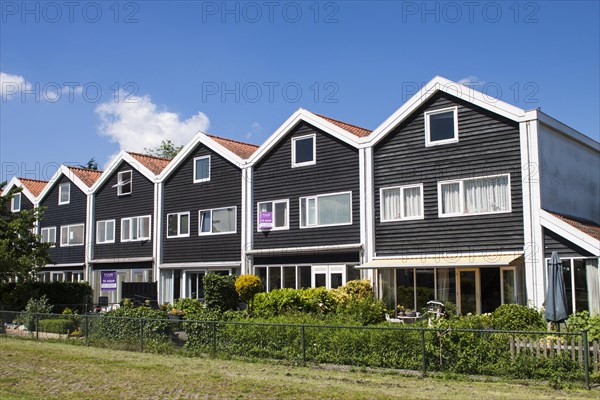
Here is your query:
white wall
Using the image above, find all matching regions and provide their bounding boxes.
[538,123,600,223]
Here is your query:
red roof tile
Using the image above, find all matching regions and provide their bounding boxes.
[68,167,103,187]
[314,113,372,138]
[207,135,259,159]
[548,211,600,241]
[20,178,48,197]
[128,152,171,175]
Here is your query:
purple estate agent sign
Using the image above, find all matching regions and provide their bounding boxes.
[101,271,117,291]
[259,211,273,230]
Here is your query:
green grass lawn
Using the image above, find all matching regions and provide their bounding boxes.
[0,337,597,400]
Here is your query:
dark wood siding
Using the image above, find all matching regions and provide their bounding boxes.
[374,92,524,256]
[93,161,154,260]
[543,228,594,258]
[162,144,242,263]
[39,175,87,265]
[253,122,361,250]
[254,252,360,265]
[20,194,34,212]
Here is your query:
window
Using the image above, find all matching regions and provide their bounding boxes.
[117,171,132,196]
[381,184,424,222]
[167,212,190,238]
[292,134,316,167]
[96,220,116,244]
[194,156,211,183]
[41,227,56,246]
[11,193,21,212]
[438,174,511,217]
[425,107,459,146]
[257,200,289,231]
[199,207,236,235]
[59,183,70,205]
[300,192,351,228]
[60,224,84,246]
[121,216,151,242]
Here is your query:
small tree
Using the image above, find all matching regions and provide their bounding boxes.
[79,158,99,170]
[235,274,263,315]
[144,140,183,159]
[203,274,238,312]
[0,185,51,281]
[17,295,53,331]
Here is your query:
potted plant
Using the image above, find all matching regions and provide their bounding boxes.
[167,306,184,321]
[405,308,417,317]
[396,304,405,316]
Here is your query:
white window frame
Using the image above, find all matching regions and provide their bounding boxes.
[120,215,151,242]
[311,265,347,290]
[193,155,211,183]
[380,184,424,222]
[199,206,237,235]
[425,106,459,147]
[500,266,517,305]
[40,227,56,247]
[299,191,352,229]
[291,134,316,167]
[96,219,116,244]
[437,174,512,218]
[117,170,132,196]
[60,223,85,247]
[11,193,21,212]
[167,212,190,238]
[257,199,290,231]
[58,182,71,205]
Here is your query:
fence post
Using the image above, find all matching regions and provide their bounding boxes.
[583,330,590,390]
[301,325,306,366]
[420,328,427,376]
[35,313,39,340]
[211,321,217,355]
[140,318,145,352]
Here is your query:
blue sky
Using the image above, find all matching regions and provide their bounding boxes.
[1,1,599,181]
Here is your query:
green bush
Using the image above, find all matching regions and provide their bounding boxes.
[567,311,600,340]
[171,298,204,316]
[235,274,263,312]
[15,295,54,331]
[203,274,238,312]
[253,287,336,317]
[39,318,76,334]
[0,281,92,313]
[337,296,386,326]
[492,304,545,331]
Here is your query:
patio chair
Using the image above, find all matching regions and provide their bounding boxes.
[385,313,404,324]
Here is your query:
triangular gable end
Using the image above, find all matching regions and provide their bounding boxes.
[90,151,160,193]
[1,177,38,204]
[247,109,365,166]
[540,210,600,256]
[36,165,95,202]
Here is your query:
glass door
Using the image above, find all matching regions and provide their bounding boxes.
[187,272,205,300]
[456,268,480,314]
[501,267,516,304]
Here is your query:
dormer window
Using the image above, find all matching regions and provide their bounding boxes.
[11,193,21,212]
[193,156,211,183]
[58,183,70,205]
[425,107,459,146]
[292,134,316,167]
[117,171,132,196]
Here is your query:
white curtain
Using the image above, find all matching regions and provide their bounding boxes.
[318,193,351,225]
[383,188,401,220]
[441,183,461,214]
[403,186,422,218]
[464,175,509,214]
[437,268,450,302]
[587,260,600,316]
[213,208,235,233]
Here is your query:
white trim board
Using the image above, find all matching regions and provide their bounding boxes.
[90,151,159,193]
[36,165,94,202]
[539,210,600,256]
[1,177,38,204]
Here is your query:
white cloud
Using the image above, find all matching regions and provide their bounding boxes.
[0,72,31,101]
[95,90,210,154]
[245,121,262,139]
[458,76,483,86]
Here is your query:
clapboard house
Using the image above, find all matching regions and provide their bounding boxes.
[246,109,370,292]
[1,176,47,216]
[89,152,170,304]
[36,166,102,283]
[157,133,258,304]
[359,76,600,315]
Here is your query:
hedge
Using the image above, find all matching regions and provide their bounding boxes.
[0,282,93,313]
[39,318,76,334]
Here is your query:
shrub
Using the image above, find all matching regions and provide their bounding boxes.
[492,304,545,331]
[39,318,76,334]
[567,311,600,340]
[338,296,386,326]
[203,274,238,312]
[15,295,54,331]
[235,274,263,311]
[171,298,204,316]
[252,287,336,317]
[0,282,92,312]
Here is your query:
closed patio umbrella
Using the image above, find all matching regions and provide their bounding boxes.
[545,251,569,331]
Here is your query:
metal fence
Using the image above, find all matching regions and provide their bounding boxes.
[0,310,595,389]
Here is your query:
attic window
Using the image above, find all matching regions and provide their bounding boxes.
[292,134,316,167]
[59,183,71,205]
[11,193,21,212]
[194,156,211,183]
[117,171,132,196]
[425,107,459,146]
